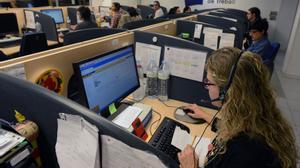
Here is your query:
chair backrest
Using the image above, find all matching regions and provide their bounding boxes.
[137,5,154,19]
[270,42,280,61]
[19,32,48,56]
[161,6,168,15]
[35,12,59,42]
[63,28,127,45]
[263,42,280,76]
[0,50,10,61]
[123,18,168,30]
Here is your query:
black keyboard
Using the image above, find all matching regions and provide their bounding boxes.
[149,117,190,163]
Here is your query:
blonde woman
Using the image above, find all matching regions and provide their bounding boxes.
[179,47,297,168]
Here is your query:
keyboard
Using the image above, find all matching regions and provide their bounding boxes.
[149,117,190,163]
[0,37,22,48]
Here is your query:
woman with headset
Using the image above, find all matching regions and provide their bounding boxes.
[179,47,297,168]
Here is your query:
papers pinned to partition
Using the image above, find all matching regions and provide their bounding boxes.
[56,114,100,168]
[194,24,203,39]
[164,46,207,82]
[101,135,167,168]
[219,33,235,48]
[135,42,161,72]
[203,27,223,50]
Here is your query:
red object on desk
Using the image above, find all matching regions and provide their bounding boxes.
[132,118,148,141]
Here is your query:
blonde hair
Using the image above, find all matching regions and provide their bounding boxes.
[206,47,298,168]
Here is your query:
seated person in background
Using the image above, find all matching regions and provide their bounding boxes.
[183,6,192,13]
[178,47,297,168]
[168,6,181,15]
[110,2,122,28]
[247,19,272,61]
[244,7,262,49]
[118,7,142,28]
[74,6,98,31]
[152,1,164,19]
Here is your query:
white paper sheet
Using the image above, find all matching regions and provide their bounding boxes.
[204,33,219,50]
[194,24,203,39]
[164,46,207,82]
[193,137,211,167]
[219,33,235,48]
[56,114,99,168]
[135,42,161,72]
[112,106,142,129]
[171,126,193,150]
[101,135,167,168]
[25,10,36,29]
[203,27,223,36]
[0,64,26,79]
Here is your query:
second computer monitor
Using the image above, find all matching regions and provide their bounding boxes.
[0,13,19,37]
[41,9,64,24]
[73,45,140,116]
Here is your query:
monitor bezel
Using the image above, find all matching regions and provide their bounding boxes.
[0,13,19,36]
[40,8,65,24]
[72,45,140,117]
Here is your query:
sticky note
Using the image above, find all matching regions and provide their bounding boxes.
[109,103,117,115]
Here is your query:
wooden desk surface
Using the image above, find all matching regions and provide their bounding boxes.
[134,97,217,142]
[0,40,59,56]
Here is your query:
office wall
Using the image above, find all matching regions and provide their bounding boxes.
[283,2,300,78]
[273,0,299,50]
[141,0,282,40]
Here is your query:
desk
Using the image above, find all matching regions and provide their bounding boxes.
[0,40,59,56]
[133,97,217,142]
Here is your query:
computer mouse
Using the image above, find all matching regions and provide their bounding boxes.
[182,108,194,114]
[174,107,206,124]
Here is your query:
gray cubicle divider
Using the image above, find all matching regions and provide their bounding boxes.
[197,15,244,49]
[35,11,59,42]
[0,73,178,168]
[134,31,216,109]
[176,20,240,49]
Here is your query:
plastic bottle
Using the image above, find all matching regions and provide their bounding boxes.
[132,60,146,101]
[66,17,71,29]
[158,61,170,101]
[146,58,158,99]
[35,22,42,32]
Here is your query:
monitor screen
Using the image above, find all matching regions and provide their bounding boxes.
[0,13,19,36]
[41,9,64,24]
[73,46,139,116]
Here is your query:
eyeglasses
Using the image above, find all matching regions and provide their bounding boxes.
[203,78,216,89]
[250,30,259,34]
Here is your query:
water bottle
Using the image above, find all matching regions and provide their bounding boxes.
[132,60,146,101]
[158,61,170,101]
[35,22,42,32]
[146,58,158,99]
[66,17,71,29]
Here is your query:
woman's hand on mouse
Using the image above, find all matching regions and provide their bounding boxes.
[185,104,213,123]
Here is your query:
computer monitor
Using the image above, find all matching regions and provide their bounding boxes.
[0,13,19,37]
[73,45,140,117]
[24,10,36,29]
[40,9,64,24]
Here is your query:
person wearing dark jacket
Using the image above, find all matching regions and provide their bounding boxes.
[75,6,98,31]
[179,48,297,168]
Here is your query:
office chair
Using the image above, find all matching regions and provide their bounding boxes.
[0,51,10,61]
[19,32,48,56]
[263,42,280,76]
[63,28,127,45]
[161,6,168,15]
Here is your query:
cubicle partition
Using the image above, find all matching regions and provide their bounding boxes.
[134,31,216,109]
[197,14,245,49]
[176,20,240,48]
[0,72,178,168]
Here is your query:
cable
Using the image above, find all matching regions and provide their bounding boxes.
[193,108,221,149]
[149,109,162,136]
[158,98,179,108]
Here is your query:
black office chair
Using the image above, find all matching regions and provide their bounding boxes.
[123,18,169,30]
[63,28,127,45]
[263,42,280,76]
[0,50,10,61]
[19,32,48,56]
[161,6,168,15]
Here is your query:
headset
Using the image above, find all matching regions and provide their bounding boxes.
[203,50,244,104]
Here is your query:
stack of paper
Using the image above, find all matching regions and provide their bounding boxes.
[56,114,100,168]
